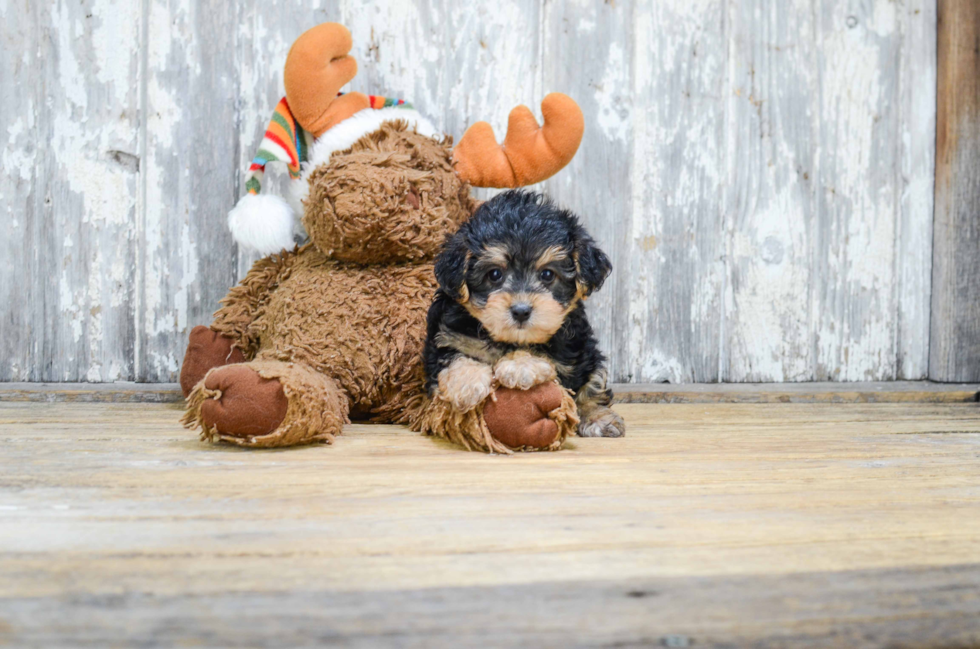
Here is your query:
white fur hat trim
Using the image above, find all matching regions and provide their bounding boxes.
[290,107,439,215]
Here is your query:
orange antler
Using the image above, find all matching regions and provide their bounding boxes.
[284,23,369,137]
[452,93,585,188]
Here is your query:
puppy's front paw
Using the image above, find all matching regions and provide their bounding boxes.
[438,357,494,412]
[493,352,557,390]
[578,407,626,438]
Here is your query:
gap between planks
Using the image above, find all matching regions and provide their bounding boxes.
[0,381,978,404]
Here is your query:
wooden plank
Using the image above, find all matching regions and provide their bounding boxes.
[27,0,142,382]
[897,0,938,379]
[810,2,923,381]
[3,565,979,648]
[1,401,979,646]
[0,0,39,381]
[930,0,980,382]
[725,1,936,382]
[724,0,819,382]
[540,0,632,381]
[137,0,242,382]
[625,0,727,382]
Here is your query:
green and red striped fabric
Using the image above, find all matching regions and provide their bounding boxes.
[244,93,411,196]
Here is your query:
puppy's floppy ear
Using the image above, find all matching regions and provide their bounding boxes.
[434,231,471,302]
[573,230,612,298]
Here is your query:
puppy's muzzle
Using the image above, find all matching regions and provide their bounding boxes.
[510,302,533,324]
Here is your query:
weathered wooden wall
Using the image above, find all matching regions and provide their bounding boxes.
[930,0,980,382]
[0,0,938,383]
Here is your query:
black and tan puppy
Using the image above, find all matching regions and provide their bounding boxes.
[424,190,625,438]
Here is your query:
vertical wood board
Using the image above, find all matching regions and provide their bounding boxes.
[930,0,980,382]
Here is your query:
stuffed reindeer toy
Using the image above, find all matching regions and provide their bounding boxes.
[180,23,616,453]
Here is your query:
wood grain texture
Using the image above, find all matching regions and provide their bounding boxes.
[930,0,980,382]
[0,1,942,383]
[1,401,979,646]
[4,566,980,648]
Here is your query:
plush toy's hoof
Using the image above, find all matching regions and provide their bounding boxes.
[483,383,564,449]
[179,326,246,397]
[199,365,289,439]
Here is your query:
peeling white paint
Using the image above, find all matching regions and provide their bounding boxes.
[729,187,812,382]
[595,42,630,143]
[172,223,199,334]
[4,117,34,182]
[52,2,88,111]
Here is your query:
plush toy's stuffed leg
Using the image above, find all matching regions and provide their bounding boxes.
[179,326,247,397]
[182,360,349,448]
[416,381,579,454]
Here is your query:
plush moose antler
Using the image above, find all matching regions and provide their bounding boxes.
[452,93,585,188]
[284,23,370,137]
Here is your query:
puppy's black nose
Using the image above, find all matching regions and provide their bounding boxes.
[510,303,533,324]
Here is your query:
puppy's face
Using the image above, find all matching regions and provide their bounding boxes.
[463,243,580,344]
[435,191,611,345]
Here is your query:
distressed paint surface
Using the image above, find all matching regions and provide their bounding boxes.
[1,0,142,381]
[0,0,937,383]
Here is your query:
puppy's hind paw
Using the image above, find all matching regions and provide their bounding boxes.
[577,407,626,438]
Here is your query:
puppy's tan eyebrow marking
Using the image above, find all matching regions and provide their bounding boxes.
[478,245,510,267]
[535,245,569,268]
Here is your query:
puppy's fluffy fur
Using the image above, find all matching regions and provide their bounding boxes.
[424,190,625,438]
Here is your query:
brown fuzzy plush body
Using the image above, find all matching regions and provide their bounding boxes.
[211,245,434,424]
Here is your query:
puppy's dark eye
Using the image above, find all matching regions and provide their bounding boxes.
[539,269,556,283]
[487,268,504,283]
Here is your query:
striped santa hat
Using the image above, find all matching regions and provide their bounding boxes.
[227,92,418,255]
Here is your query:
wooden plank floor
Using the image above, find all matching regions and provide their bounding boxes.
[1,400,980,648]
